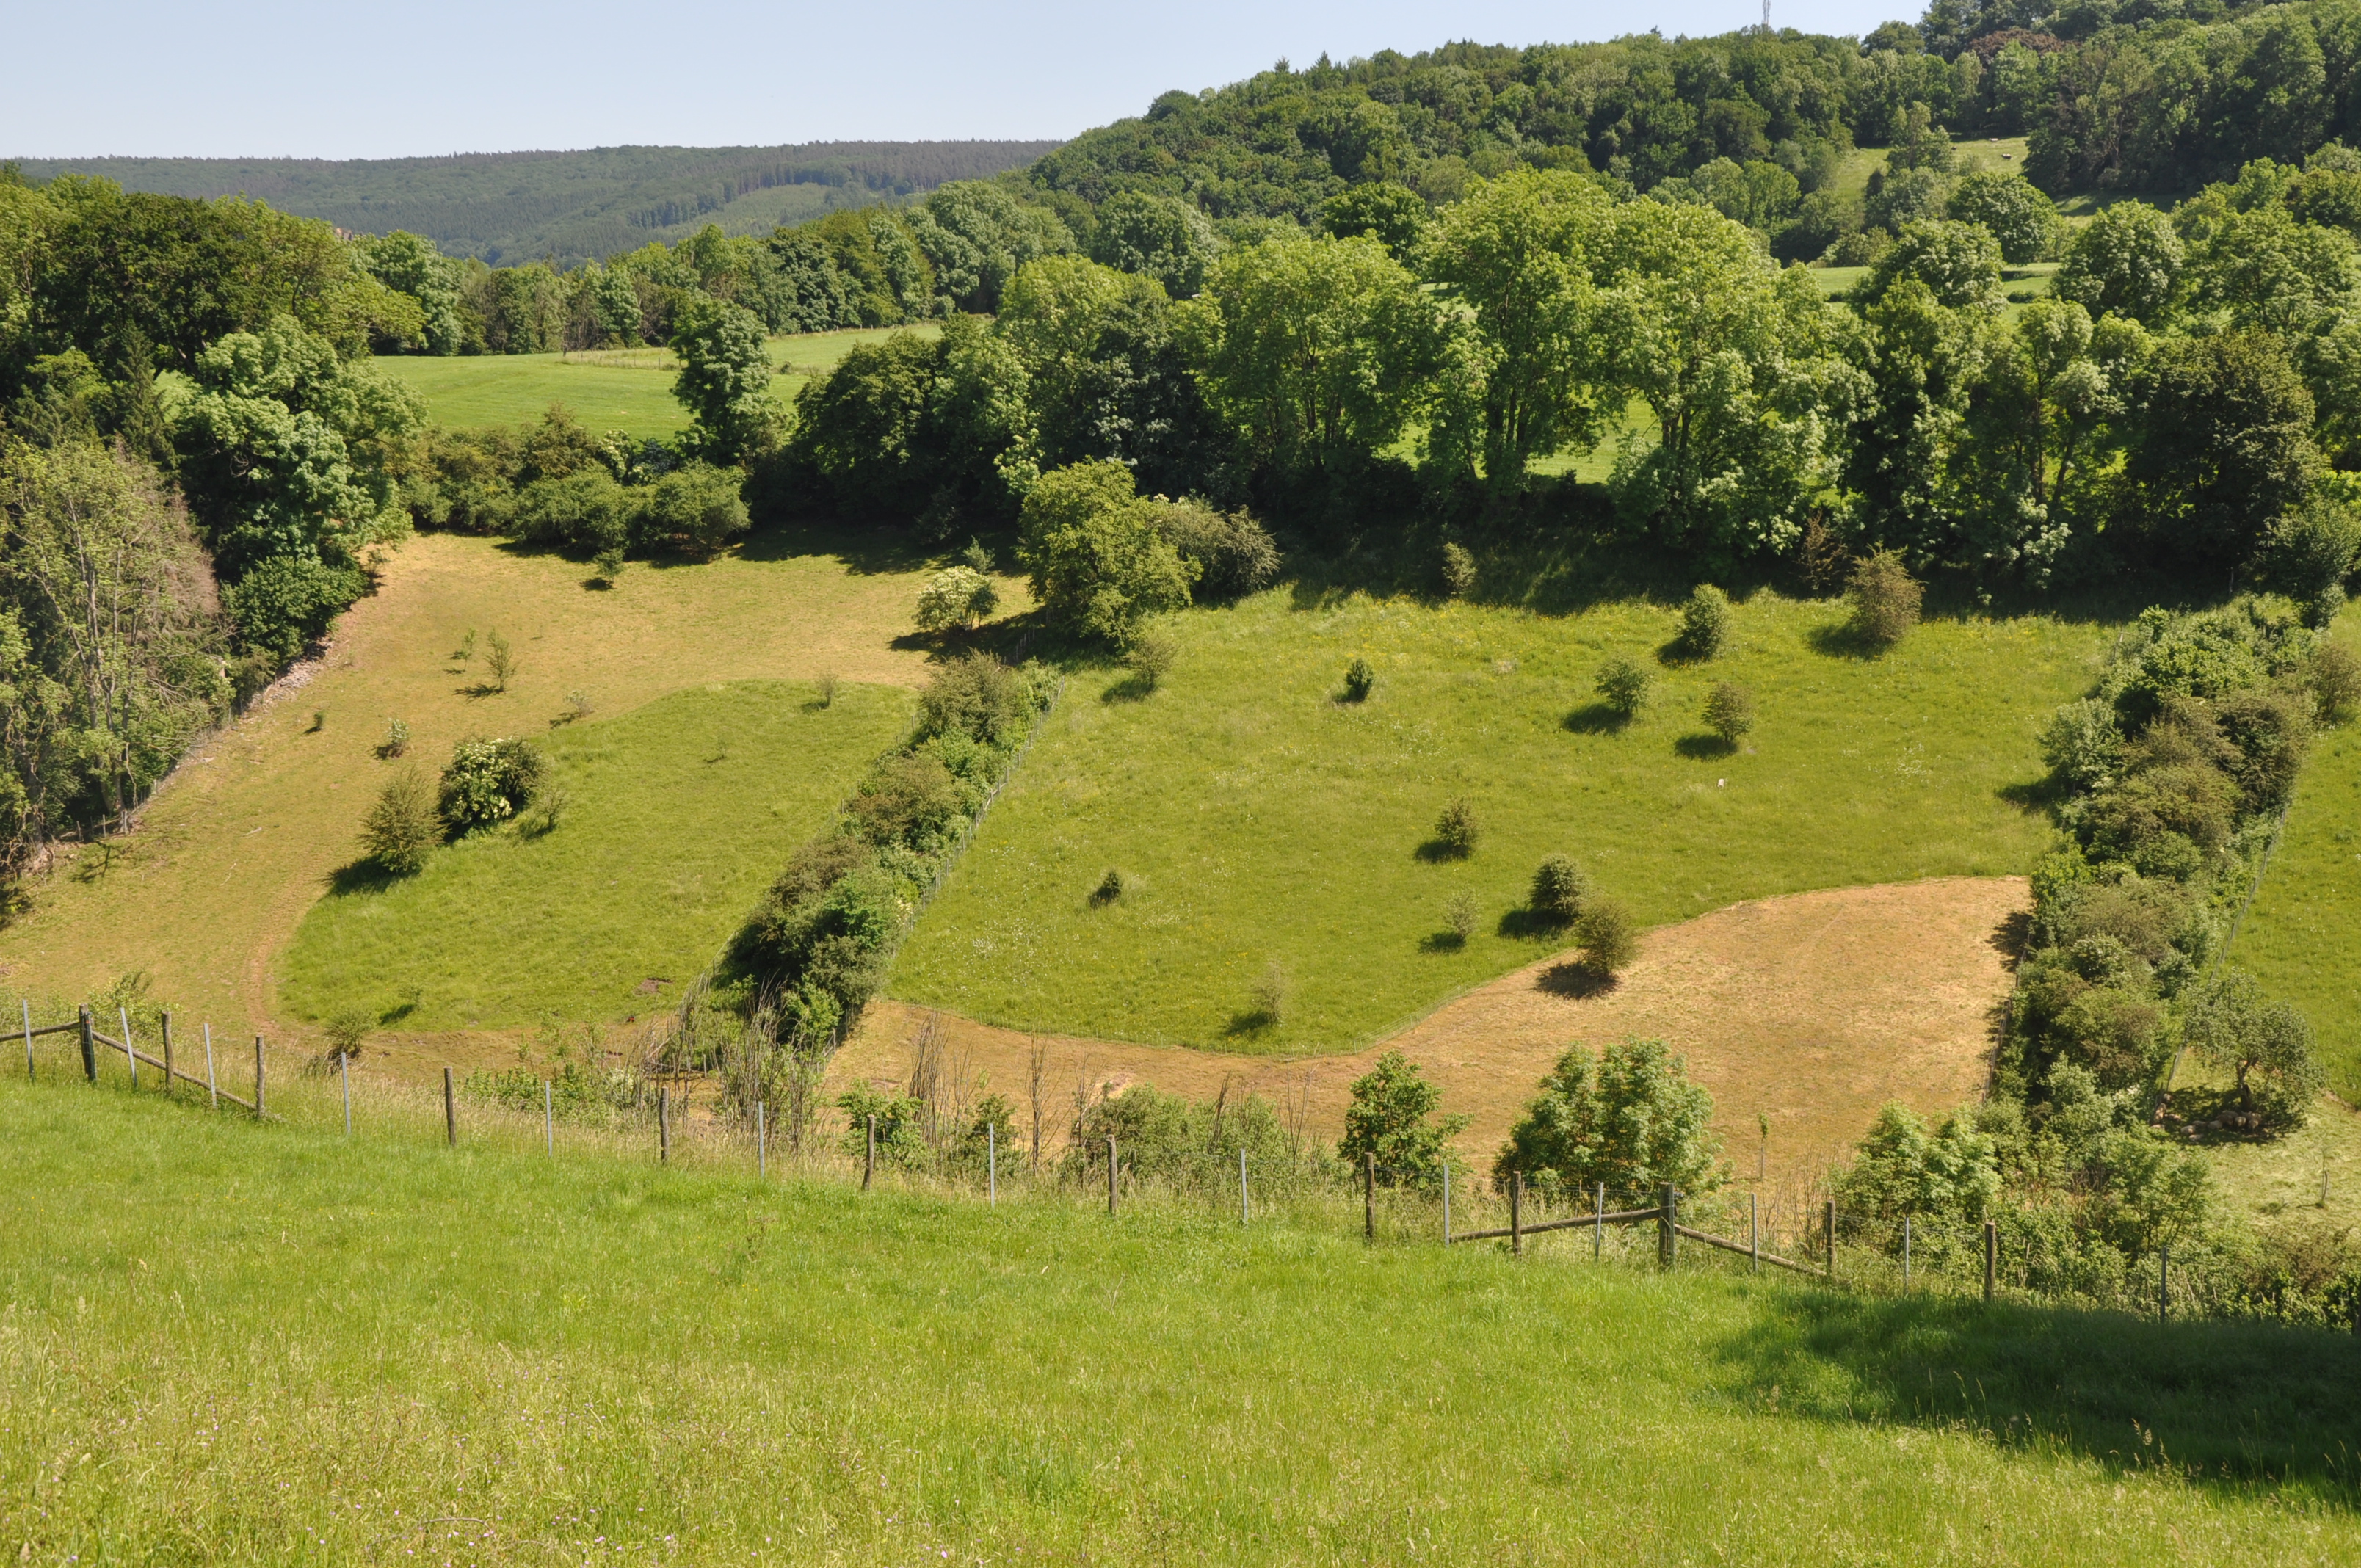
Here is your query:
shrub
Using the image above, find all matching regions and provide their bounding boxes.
[592,546,625,584]
[638,462,750,556]
[563,689,595,722]
[2257,498,2359,626]
[836,1084,929,1168]
[1831,1103,2001,1226]
[2313,640,2361,722]
[1679,584,1731,658]
[1342,657,1375,702]
[1529,854,1589,924]
[222,554,366,661]
[360,767,440,874]
[1572,899,1637,974]
[1338,1050,1468,1186]
[509,468,631,554]
[960,538,992,573]
[321,1006,374,1062]
[1434,796,1478,856]
[1846,550,1923,645]
[917,652,1039,746]
[1018,460,1198,644]
[915,565,1000,633]
[1440,541,1477,599]
[1142,498,1281,600]
[1092,867,1125,904]
[2183,969,2327,1133]
[846,752,965,847]
[1250,963,1287,1026]
[816,672,839,708]
[380,717,410,758]
[1702,683,1754,746]
[438,737,545,832]
[1445,890,1478,942]
[485,631,516,691]
[1125,631,1178,689]
[2040,697,2126,790]
[1595,656,1649,718]
[1492,1037,1724,1204]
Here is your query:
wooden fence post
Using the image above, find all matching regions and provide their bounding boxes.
[1106,1136,1117,1216]
[1824,1199,1836,1280]
[1658,1183,1677,1270]
[1983,1218,1997,1304]
[78,1007,93,1083]
[1363,1152,1376,1242]
[203,1023,215,1111]
[341,1052,351,1136]
[758,1100,768,1181]
[162,1012,173,1089]
[1509,1172,1523,1257]
[22,998,32,1081]
[1750,1192,1760,1274]
[2158,1246,2169,1322]
[863,1113,875,1189]
[658,1086,670,1164]
[1440,1161,1449,1244]
[442,1065,454,1145]
[253,1037,266,1119]
[1595,1181,1604,1260]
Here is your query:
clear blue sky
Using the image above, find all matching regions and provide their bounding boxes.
[4,1,1922,160]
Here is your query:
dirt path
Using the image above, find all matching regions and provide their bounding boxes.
[831,876,2027,1192]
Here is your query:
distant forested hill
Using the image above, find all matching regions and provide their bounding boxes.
[10,142,1063,266]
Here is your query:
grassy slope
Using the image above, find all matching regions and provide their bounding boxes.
[0,529,988,1059]
[276,680,910,1032]
[2224,611,2361,1097]
[3,1078,2354,1566]
[893,589,2105,1052]
[374,325,940,439]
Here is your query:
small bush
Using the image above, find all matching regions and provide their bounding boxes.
[917,652,1040,746]
[960,538,992,574]
[816,672,839,708]
[1434,796,1478,856]
[1573,899,1637,974]
[485,631,516,690]
[1143,498,1281,600]
[1680,584,1732,658]
[380,716,410,758]
[1342,658,1376,702]
[1125,631,1178,689]
[592,545,625,583]
[322,1006,374,1062]
[1595,657,1649,718]
[563,690,595,722]
[1846,551,1923,646]
[639,462,750,556]
[1250,963,1287,1026]
[915,565,999,633]
[438,738,545,832]
[1703,683,1755,746]
[361,767,441,874]
[846,752,965,847]
[2258,498,2360,626]
[1092,867,1125,904]
[1440,541,1477,599]
[1530,854,1589,924]
[2310,641,2360,724]
[1445,890,1479,943]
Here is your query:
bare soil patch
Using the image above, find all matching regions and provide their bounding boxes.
[834,876,2028,1193]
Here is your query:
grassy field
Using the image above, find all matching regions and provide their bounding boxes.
[3,1076,2357,1567]
[0,529,995,1062]
[2224,610,2361,1097]
[276,680,910,1034]
[891,588,2107,1052]
[374,325,940,439]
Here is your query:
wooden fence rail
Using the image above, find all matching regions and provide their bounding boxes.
[1446,1206,1660,1244]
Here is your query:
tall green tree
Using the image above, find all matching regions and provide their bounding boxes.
[1338,1050,1466,1187]
[1492,1037,1724,1205]
[671,298,777,464]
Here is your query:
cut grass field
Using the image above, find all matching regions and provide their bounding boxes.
[0,529,999,1060]
[373,325,940,439]
[2227,609,2361,1098]
[4,1077,2357,1566]
[277,680,910,1034]
[891,588,2107,1051]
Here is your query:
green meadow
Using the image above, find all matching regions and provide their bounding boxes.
[2,1077,2354,1567]
[276,680,910,1031]
[892,588,2108,1051]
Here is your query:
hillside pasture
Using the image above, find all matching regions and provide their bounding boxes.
[891,587,2106,1052]
[1,1077,2355,1566]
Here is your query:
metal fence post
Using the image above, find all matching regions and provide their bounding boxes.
[120,1008,136,1089]
[1106,1136,1117,1216]
[1595,1180,1605,1260]
[987,1120,995,1205]
[2158,1245,2169,1322]
[442,1065,454,1145]
[545,1080,554,1156]
[758,1100,767,1180]
[1983,1218,1998,1304]
[253,1037,266,1119]
[22,999,32,1081]
[1363,1152,1376,1242]
[1750,1192,1760,1274]
[1241,1146,1250,1227]
[341,1052,351,1136]
[1509,1171,1523,1257]
[1440,1161,1449,1244]
[658,1086,669,1164]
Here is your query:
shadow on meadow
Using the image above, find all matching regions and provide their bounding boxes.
[1713,1285,2361,1500]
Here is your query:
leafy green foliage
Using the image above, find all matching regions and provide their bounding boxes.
[1703,683,1754,747]
[1433,797,1478,857]
[360,768,440,875]
[915,565,999,633]
[1528,854,1589,925]
[1138,498,1280,601]
[2186,969,2329,1133]
[1845,551,1923,647]
[438,737,545,833]
[1678,584,1731,659]
[1571,899,1637,975]
[1341,657,1374,702]
[1017,460,1197,645]
[1493,1037,1724,1205]
[1595,656,1649,717]
[1832,1103,2001,1224]
[1338,1050,1467,1186]
[1087,190,1219,298]
[1439,541,1476,599]
[1944,171,2061,265]
[670,297,777,462]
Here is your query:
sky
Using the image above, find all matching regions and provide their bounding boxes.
[3,0,1923,161]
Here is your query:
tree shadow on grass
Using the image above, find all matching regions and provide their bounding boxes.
[1418,929,1469,954]
[1495,908,1570,941]
[1563,703,1631,736]
[1221,1009,1280,1040]
[1711,1287,2361,1501]
[1537,960,1617,998]
[322,860,402,899]
[1998,774,2067,814]
[1099,672,1156,704]
[1412,838,1472,864]
[1804,620,1889,661]
[1674,733,1738,760]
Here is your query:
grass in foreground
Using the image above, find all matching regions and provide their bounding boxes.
[2227,611,2361,1097]
[894,589,2106,1050]
[276,680,910,1032]
[1,1077,2354,1566]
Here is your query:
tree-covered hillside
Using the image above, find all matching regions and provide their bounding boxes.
[10,142,1062,266]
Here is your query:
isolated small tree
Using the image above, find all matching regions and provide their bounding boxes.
[1125,631,1178,689]
[361,767,440,874]
[1529,854,1589,924]
[485,631,516,691]
[439,737,546,832]
[960,538,993,574]
[2312,641,2360,724]
[2260,498,2360,627]
[915,565,1000,633]
[1703,682,1755,747]
[2183,968,2326,1132]
[1444,889,1479,943]
[1493,1037,1726,1204]
[1680,584,1732,658]
[1250,962,1288,1026]
[1440,541,1478,599]
[1572,899,1637,975]
[1435,796,1479,857]
[1595,656,1649,718]
[1342,657,1376,702]
[1846,551,1923,646]
[380,717,410,758]
[1338,1050,1468,1186]
[592,545,625,584]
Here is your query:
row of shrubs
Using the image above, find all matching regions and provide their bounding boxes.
[362,735,552,874]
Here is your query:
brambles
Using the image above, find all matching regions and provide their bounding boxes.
[1434,796,1478,857]
[1573,899,1636,975]
[360,768,440,875]
[1703,683,1754,747]
[915,565,1000,634]
[1125,631,1178,689]
[1679,584,1731,659]
[1342,658,1375,702]
[1440,541,1477,600]
[485,631,517,691]
[1595,656,1648,719]
[438,737,545,832]
[1846,551,1923,647]
[1529,854,1588,924]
